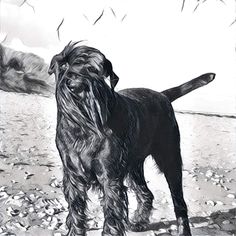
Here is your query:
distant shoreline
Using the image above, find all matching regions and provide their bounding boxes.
[175,109,236,119]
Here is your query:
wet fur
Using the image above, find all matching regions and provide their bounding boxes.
[49,42,215,236]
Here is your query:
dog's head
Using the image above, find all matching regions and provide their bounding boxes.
[49,42,119,134]
[48,41,119,92]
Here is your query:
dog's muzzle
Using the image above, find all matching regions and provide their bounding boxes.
[66,78,88,93]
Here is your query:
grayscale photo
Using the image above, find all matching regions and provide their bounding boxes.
[0,1,236,236]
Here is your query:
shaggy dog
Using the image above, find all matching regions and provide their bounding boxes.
[49,42,215,236]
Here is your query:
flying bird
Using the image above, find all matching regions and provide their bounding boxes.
[57,18,64,41]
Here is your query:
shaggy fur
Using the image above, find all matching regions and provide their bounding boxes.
[49,42,215,236]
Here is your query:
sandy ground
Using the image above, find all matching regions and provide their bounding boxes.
[0,90,236,236]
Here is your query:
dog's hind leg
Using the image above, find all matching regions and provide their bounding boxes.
[152,121,192,236]
[127,161,154,232]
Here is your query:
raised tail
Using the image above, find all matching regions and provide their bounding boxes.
[162,73,215,102]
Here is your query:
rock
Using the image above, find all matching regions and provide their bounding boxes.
[220,222,236,231]
[13,191,25,200]
[6,207,20,217]
[220,179,224,185]
[29,193,37,202]
[0,232,16,236]
[216,201,224,206]
[224,186,230,191]
[45,207,55,216]
[29,207,35,213]
[42,219,50,227]
[54,233,62,236]
[231,201,236,206]
[12,222,28,231]
[226,178,232,183]
[50,178,61,188]
[5,196,23,207]
[155,233,171,236]
[24,171,34,180]
[227,193,235,199]
[0,191,9,200]
[48,216,58,230]
[205,170,214,178]
[10,209,20,217]
[37,211,46,219]
[154,228,167,234]
[222,220,230,225]
[19,211,28,218]
[205,200,216,206]
[0,186,7,191]
[208,223,220,229]
[193,221,208,228]
[169,224,177,231]
[211,178,220,183]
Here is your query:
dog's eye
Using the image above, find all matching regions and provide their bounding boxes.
[60,63,69,71]
[87,67,97,74]
[66,72,76,79]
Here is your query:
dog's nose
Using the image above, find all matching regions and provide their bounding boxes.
[66,79,87,93]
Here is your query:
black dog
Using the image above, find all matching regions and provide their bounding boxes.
[48,42,215,236]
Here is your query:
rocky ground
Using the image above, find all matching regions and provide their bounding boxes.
[0,90,236,236]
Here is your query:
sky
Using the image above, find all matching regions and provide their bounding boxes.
[1,0,236,114]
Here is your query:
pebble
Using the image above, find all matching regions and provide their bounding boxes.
[208,223,220,229]
[5,197,23,207]
[0,191,8,200]
[154,228,167,234]
[232,201,236,206]
[205,170,214,178]
[29,193,37,202]
[6,207,20,217]
[19,211,28,218]
[54,233,62,236]
[50,178,61,188]
[29,207,34,213]
[45,207,55,216]
[227,193,235,199]
[37,211,46,218]
[222,220,230,225]
[193,221,208,228]
[169,224,177,231]
[13,222,27,231]
[224,186,230,191]
[205,200,216,206]
[48,216,58,230]
[42,219,50,226]
[0,186,7,191]
[220,223,236,231]
[13,191,24,200]
[24,172,34,180]
[215,201,224,206]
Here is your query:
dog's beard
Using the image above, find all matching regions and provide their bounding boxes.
[56,77,112,136]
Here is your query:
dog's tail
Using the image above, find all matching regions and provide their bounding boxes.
[162,73,215,102]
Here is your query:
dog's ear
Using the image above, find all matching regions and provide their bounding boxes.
[103,59,119,90]
[48,56,59,76]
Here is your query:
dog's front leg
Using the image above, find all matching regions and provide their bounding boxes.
[103,179,128,236]
[63,169,88,236]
